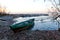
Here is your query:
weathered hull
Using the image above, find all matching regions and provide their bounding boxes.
[10,19,34,32]
[13,22,34,32]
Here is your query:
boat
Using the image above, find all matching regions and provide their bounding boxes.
[10,18,35,32]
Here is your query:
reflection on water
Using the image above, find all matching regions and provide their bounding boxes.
[13,16,59,30]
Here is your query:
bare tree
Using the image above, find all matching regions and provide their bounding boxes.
[44,0,60,19]
[44,0,60,31]
[0,5,7,15]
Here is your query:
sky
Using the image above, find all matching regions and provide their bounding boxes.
[0,0,59,13]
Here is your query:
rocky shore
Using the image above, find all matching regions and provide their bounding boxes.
[0,15,60,40]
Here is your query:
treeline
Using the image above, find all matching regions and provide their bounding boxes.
[5,14,48,18]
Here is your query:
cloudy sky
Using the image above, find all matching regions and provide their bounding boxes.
[0,0,59,13]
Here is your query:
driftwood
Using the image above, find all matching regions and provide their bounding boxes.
[0,19,6,21]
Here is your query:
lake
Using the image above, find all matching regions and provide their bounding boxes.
[13,16,59,30]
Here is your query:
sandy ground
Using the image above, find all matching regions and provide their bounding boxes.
[0,15,60,40]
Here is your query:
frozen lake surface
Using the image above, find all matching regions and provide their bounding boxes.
[13,16,59,30]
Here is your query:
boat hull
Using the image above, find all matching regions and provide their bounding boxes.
[10,19,34,32]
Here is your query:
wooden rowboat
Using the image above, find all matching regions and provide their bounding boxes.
[10,19,34,32]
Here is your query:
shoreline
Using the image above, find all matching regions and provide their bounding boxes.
[0,15,60,40]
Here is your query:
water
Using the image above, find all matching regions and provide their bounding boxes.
[13,16,59,30]
[32,21,58,30]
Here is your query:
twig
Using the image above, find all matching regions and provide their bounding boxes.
[0,19,6,21]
